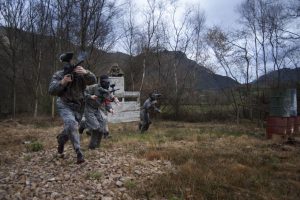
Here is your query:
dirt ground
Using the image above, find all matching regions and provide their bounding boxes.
[0,117,300,200]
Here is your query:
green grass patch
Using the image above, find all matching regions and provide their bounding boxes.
[124,180,137,190]
[135,125,300,200]
[85,171,102,180]
[25,141,44,152]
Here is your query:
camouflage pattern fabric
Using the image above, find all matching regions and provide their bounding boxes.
[49,69,96,152]
[56,98,82,150]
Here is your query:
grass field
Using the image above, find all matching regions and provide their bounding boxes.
[107,121,300,200]
[0,117,300,199]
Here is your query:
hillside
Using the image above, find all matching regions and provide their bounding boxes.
[254,67,300,86]
[94,50,239,91]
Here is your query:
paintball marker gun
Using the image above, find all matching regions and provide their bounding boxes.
[60,52,87,79]
[94,86,120,106]
[151,91,162,112]
[109,83,120,95]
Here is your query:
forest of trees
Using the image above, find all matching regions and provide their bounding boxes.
[0,0,299,121]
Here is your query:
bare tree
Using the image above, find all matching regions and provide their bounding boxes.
[120,0,139,90]
[189,5,207,66]
[238,0,261,89]
[0,0,27,118]
[139,0,164,93]
[206,27,238,82]
[72,0,119,69]
[266,1,299,86]
[23,0,52,118]
[158,3,199,117]
[47,0,76,118]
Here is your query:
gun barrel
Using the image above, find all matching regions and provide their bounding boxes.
[74,60,84,67]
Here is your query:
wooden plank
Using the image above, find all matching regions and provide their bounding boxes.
[124,91,140,97]
[108,101,140,123]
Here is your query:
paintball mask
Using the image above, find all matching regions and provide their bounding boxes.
[149,92,162,101]
[59,52,74,63]
[100,74,110,89]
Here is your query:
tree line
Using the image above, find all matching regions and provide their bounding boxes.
[0,0,299,121]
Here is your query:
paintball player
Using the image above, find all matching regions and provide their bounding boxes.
[139,92,162,133]
[48,52,96,164]
[84,75,119,149]
[101,83,119,139]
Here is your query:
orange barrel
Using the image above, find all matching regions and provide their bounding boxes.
[286,117,295,135]
[266,117,287,139]
[295,116,300,135]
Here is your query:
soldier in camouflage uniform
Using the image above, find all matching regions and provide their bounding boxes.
[84,75,119,149]
[48,52,96,164]
[139,92,161,133]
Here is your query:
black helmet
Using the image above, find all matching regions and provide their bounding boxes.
[149,91,161,101]
[59,52,74,62]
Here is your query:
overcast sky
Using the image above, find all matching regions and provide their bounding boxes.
[133,0,242,29]
[191,0,242,29]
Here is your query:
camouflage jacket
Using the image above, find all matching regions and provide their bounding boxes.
[141,98,160,113]
[48,70,96,106]
[84,84,114,111]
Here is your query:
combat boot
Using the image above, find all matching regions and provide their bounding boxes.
[56,134,66,154]
[78,126,85,134]
[76,149,85,164]
[57,143,64,154]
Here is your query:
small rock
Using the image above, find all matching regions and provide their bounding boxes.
[102,179,112,186]
[64,174,71,180]
[96,184,102,190]
[122,193,133,200]
[108,190,114,196]
[116,180,123,187]
[50,192,59,199]
[134,170,141,175]
[119,187,126,192]
[25,179,31,186]
[102,197,113,200]
[31,182,37,190]
[14,192,21,200]
[48,177,56,182]
[119,177,126,182]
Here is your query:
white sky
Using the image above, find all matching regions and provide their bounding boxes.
[118,0,244,79]
[133,0,242,29]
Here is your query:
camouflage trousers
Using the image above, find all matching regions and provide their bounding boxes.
[139,109,151,133]
[100,110,109,133]
[56,98,82,151]
[84,106,105,149]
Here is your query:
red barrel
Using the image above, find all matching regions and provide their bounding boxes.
[266,117,287,139]
[295,116,300,134]
[287,117,295,135]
